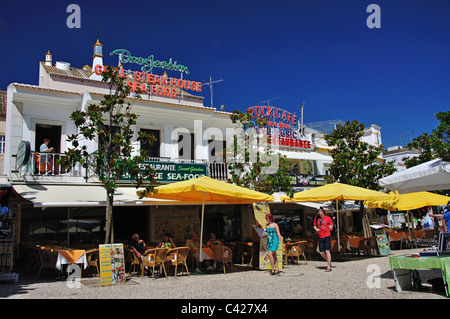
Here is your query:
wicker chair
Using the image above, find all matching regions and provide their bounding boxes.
[128,249,142,276]
[305,239,318,261]
[285,241,308,265]
[36,248,57,279]
[85,249,99,276]
[166,247,190,277]
[141,248,168,279]
[211,245,233,274]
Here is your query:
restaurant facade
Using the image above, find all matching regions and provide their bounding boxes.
[3,40,385,268]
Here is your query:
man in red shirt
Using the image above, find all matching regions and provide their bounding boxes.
[313,207,334,272]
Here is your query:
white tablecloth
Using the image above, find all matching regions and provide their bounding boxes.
[56,252,87,270]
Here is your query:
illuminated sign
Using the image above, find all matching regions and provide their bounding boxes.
[110,49,190,75]
[247,106,311,149]
[94,65,202,98]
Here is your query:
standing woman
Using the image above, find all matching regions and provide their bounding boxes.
[265,214,284,275]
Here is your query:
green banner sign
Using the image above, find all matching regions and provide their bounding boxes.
[119,161,207,182]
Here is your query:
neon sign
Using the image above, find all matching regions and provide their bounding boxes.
[247,106,311,149]
[110,49,190,75]
[94,65,201,98]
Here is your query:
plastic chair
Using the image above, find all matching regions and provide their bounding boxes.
[211,245,233,274]
[141,248,168,279]
[166,247,190,277]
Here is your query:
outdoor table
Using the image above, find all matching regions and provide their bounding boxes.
[388,232,406,242]
[389,255,450,297]
[346,237,365,250]
[56,249,87,270]
[201,247,214,260]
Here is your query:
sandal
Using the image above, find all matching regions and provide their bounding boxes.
[325,268,332,272]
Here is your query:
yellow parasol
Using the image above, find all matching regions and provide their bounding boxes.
[138,176,274,260]
[365,191,449,239]
[281,182,395,250]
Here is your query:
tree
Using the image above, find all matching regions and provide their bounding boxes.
[324,120,396,236]
[402,133,434,168]
[228,110,294,196]
[324,120,396,190]
[431,111,450,161]
[60,66,157,244]
[403,110,450,167]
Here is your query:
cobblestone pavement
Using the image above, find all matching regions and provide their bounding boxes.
[0,248,447,300]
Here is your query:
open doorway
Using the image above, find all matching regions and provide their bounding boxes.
[35,124,61,153]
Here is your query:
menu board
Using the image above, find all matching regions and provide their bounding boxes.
[374,229,391,256]
[252,203,283,271]
[99,243,126,286]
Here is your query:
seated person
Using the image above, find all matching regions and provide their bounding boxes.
[206,233,223,271]
[130,233,146,259]
[207,233,223,247]
[186,232,201,272]
[157,232,176,249]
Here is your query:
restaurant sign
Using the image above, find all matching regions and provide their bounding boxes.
[119,161,207,182]
[110,49,190,75]
[94,48,200,98]
[247,106,311,149]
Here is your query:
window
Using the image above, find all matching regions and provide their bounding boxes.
[140,129,160,158]
[178,133,195,160]
[0,136,5,154]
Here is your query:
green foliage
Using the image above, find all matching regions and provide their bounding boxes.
[403,110,450,167]
[324,120,396,191]
[228,110,294,197]
[59,66,157,243]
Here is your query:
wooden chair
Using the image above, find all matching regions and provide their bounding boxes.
[285,241,308,265]
[36,248,57,279]
[166,247,190,277]
[85,249,99,276]
[211,245,233,274]
[141,248,168,279]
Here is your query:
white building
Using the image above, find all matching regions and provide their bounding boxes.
[3,40,387,250]
[383,146,421,172]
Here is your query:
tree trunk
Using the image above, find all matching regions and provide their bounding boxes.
[104,195,114,244]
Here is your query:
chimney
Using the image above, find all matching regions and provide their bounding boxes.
[45,51,52,66]
[90,38,103,81]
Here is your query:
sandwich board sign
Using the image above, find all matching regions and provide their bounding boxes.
[99,243,126,286]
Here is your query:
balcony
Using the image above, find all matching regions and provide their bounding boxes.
[13,152,229,183]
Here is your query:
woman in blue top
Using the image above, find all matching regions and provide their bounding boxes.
[265,214,284,275]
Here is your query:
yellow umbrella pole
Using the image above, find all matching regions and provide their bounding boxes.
[336,199,340,252]
[407,210,412,243]
[199,192,206,262]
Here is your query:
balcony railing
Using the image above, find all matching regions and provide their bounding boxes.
[14,152,229,181]
[16,151,84,178]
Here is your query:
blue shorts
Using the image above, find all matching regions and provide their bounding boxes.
[318,236,331,252]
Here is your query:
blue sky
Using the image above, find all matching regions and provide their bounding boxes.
[1,0,449,148]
